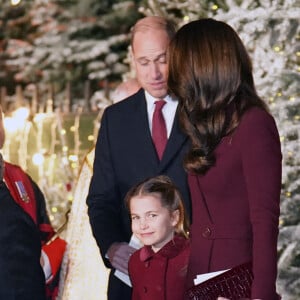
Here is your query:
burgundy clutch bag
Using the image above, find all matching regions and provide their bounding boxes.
[186,262,253,300]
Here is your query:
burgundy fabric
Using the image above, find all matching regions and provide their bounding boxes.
[129,235,190,300]
[186,108,281,299]
[152,100,167,160]
[4,162,55,241]
[4,162,38,224]
[4,161,62,300]
[186,261,253,300]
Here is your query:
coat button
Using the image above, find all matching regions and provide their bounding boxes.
[145,261,150,268]
[143,287,147,293]
[202,227,211,238]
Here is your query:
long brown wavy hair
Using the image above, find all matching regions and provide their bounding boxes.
[168,18,268,175]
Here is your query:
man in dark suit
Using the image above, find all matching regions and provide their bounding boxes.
[87,16,191,300]
[0,106,66,300]
[0,110,46,300]
[0,170,46,300]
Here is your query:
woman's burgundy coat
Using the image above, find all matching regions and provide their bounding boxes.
[186,108,282,299]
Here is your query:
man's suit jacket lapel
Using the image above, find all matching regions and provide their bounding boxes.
[128,89,188,171]
[129,90,159,169]
[159,109,188,172]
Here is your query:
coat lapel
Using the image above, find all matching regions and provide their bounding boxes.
[159,111,188,172]
[128,90,188,171]
[129,90,159,169]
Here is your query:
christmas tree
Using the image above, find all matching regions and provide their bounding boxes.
[0,0,142,229]
[0,0,141,109]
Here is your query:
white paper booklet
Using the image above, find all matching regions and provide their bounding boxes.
[114,235,143,287]
[194,269,229,285]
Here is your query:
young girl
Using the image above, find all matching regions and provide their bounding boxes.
[126,175,190,300]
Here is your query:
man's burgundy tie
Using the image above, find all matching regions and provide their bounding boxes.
[152,100,167,160]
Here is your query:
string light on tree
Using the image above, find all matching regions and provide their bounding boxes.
[10,0,22,6]
[32,152,45,166]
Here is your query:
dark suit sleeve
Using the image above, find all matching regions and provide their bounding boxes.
[239,109,281,298]
[0,185,46,299]
[87,109,125,267]
[29,178,51,224]
[28,176,55,243]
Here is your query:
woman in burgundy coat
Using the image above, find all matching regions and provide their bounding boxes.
[126,175,190,300]
[168,19,282,299]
